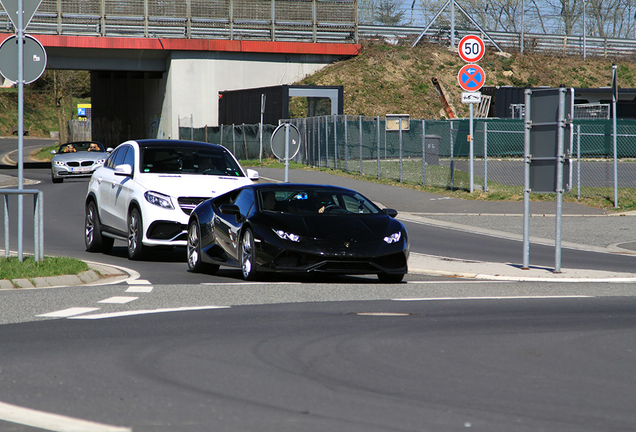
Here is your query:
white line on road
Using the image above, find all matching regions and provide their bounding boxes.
[126,285,153,293]
[36,307,100,318]
[69,305,230,320]
[392,295,595,301]
[0,400,131,432]
[127,279,151,285]
[98,296,138,304]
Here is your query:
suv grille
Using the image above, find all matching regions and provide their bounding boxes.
[178,197,209,215]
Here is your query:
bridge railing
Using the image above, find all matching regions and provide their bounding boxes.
[2,0,358,43]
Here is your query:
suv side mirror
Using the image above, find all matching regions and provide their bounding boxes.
[114,164,133,176]
[247,169,259,181]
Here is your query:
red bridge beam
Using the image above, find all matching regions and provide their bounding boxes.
[0,34,361,56]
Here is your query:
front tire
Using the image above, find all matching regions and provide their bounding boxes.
[128,207,146,260]
[85,201,113,253]
[187,221,219,274]
[51,174,63,184]
[240,228,258,281]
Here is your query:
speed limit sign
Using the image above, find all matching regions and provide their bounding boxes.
[458,35,485,63]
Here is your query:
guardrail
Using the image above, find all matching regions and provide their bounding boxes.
[2,190,44,262]
[359,25,636,58]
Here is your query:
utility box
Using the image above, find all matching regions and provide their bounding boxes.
[425,135,440,165]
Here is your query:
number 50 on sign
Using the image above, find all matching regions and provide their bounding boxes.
[458,35,485,63]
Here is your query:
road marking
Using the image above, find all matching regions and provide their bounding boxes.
[36,307,100,318]
[0,400,130,432]
[127,279,151,285]
[126,285,153,293]
[98,296,138,304]
[69,305,230,320]
[392,295,594,301]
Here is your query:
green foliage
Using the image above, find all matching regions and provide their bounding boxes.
[0,256,89,280]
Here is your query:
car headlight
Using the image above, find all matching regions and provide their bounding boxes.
[273,229,300,242]
[94,159,106,165]
[383,232,401,244]
[54,160,65,167]
[144,191,174,209]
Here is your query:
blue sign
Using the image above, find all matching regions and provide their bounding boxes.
[457,64,486,92]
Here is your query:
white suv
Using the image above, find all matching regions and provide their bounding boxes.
[84,139,259,260]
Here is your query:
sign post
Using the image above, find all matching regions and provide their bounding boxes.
[457,36,485,193]
[271,123,300,183]
[0,0,45,261]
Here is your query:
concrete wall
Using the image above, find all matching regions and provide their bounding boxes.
[91,51,337,144]
[163,51,337,136]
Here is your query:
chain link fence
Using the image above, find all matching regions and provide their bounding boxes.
[180,115,636,205]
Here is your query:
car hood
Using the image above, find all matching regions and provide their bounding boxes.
[265,213,399,242]
[136,174,252,198]
[53,152,107,162]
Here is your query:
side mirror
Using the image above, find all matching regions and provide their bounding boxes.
[247,169,259,181]
[106,147,114,153]
[382,208,398,218]
[114,164,133,177]
[219,204,240,216]
[50,150,57,155]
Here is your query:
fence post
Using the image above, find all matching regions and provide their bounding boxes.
[450,120,455,190]
[359,116,363,176]
[325,116,329,168]
[422,119,426,186]
[333,115,338,170]
[377,116,381,180]
[344,115,348,172]
[317,117,321,168]
[577,124,581,200]
[483,121,488,192]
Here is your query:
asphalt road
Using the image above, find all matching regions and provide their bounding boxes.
[1,138,636,432]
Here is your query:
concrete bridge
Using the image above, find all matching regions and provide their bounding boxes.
[0,0,360,142]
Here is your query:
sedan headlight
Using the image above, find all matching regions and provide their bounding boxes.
[54,160,65,167]
[273,229,300,242]
[383,232,401,244]
[144,191,174,209]
[94,158,106,166]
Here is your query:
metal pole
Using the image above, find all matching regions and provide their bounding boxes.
[450,120,455,190]
[284,123,289,183]
[18,0,25,262]
[577,124,581,200]
[522,89,531,270]
[359,116,363,176]
[3,195,9,258]
[521,0,525,54]
[399,119,403,182]
[612,64,619,208]
[422,120,426,186]
[469,103,474,192]
[484,122,488,191]
[333,115,337,170]
[377,116,381,179]
[554,88,566,273]
[344,115,348,172]
[317,116,321,168]
[450,0,455,48]
[583,1,587,60]
[325,116,329,168]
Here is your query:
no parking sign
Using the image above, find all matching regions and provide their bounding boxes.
[457,64,485,92]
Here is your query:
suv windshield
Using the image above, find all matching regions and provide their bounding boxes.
[140,145,244,176]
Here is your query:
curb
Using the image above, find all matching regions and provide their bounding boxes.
[0,261,134,290]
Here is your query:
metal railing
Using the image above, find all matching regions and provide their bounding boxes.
[1,0,358,43]
[2,190,44,262]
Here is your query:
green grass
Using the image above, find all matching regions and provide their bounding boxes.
[0,256,89,281]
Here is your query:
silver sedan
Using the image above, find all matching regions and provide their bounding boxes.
[50,141,111,183]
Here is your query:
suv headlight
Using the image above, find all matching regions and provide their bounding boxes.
[144,191,174,209]
[383,232,401,244]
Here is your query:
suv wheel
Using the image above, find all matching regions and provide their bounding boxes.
[85,201,114,253]
[128,207,146,260]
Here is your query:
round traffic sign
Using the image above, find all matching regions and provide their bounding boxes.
[458,35,485,63]
[457,64,486,92]
[0,34,47,84]
[271,123,301,161]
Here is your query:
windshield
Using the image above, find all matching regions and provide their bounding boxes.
[259,189,381,215]
[140,145,244,176]
[58,142,105,153]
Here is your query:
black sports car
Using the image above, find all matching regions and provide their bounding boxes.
[187,184,409,282]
